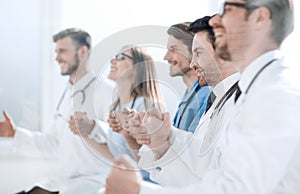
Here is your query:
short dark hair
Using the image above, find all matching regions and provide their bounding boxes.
[167,22,194,57]
[188,16,216,49]
[52,28,91,51]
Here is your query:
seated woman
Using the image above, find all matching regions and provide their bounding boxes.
[70,45,165,182]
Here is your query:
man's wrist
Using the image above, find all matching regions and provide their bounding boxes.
[88,121,107,144]
[152,141,170,159]
[88,120,96,133]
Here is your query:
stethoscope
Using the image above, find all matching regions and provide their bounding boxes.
[55,77,96,121]
[200,58,278,156]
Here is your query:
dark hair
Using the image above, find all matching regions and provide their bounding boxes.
[245,0,294,45]
[167,22,194,57]
[52,28,91,51]
[188,16,216,49]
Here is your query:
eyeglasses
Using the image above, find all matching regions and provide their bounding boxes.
[114,53,134,61]
[219,1,259,16]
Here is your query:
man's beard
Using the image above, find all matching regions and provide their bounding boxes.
[181,67,192,74]
[215,42,232,61]
[62,54,80,76]
[171,66,192,77]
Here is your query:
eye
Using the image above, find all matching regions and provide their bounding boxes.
[196,52,202,57]
[115,54,125,61]
[223,6,232,15]
[57,49,67,54]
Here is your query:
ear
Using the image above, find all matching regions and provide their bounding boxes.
[77,45,89,60]
[255,6,272,30]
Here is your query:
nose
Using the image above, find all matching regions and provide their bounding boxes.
[110,58,117,64]
[190,53,198,69]
[163,50,172,61]
[55,53,61,62]
[209,14,221,28]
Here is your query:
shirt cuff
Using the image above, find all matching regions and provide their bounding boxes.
[138,126,193,170]
[88,120,108,144]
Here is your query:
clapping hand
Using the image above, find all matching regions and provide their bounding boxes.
[0,110,15,137]
[69,112,95,137]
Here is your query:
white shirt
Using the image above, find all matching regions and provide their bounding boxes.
[140,50,300,194]
[138,73,240,186]
[12,72,114,193]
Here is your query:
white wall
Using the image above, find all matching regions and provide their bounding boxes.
[0,0,62,131]
[1,0,298,131]
[0,0,40,130]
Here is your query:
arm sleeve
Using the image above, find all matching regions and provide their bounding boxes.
[12,124,60,158]
[141,87,300,193]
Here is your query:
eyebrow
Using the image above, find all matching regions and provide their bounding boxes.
[168,45,179,50]
[55,48,68,52]
[193,47,203,53]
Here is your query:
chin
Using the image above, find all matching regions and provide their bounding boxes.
[169,71,180,77]
[107,75,116,81]
[169,72,174,77]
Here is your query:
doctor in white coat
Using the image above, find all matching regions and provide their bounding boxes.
[0,28,113,194]
[137,15,240,186]
[105,1,300,193]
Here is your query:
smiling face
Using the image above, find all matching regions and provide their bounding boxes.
[55,36,80,76]
[108,49,135,82]
[209,0,255,60]
[191,31,221,86]
[163,35,192,77]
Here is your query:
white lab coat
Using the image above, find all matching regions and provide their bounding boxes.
[138,73,240,186]
[12,72,114,194]
[140,50,300,193]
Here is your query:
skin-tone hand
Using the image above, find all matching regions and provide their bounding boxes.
[0,110,15,137]
[129,108,171,159]
[107,112,122,133]
[109,109,142,161]
[105,155,142,194]
[68,112,95,137]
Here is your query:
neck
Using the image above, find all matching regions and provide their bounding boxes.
[117,80,135,107]
[211,60,239,87]
[182,71,198,91]
[69,64,88,85]
[232,40,278,73]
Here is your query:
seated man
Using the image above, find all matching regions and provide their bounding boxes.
[0,28,113,194]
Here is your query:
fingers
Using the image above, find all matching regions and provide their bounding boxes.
[2,110,11,121]
[68,115,79,135]
[73,111,88,120]
[135,133,151,145]
[148,107,163,120]
[108,112,122,133]
[162,112,170,122]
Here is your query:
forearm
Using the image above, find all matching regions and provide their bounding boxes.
[151,141,170,160]
[13,127,59,158]
[83,137,114,161]
[121,131,142,161]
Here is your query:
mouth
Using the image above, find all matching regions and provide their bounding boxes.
[214,27,225,40]
[58,62,67,68]
[167,60,177,66]
[194,66,204,76]
[110,67,117,72]
[214,31,223,39]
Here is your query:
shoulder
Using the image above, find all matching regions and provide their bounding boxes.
[196,86,211,98]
